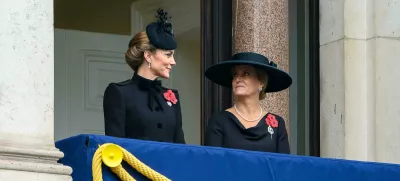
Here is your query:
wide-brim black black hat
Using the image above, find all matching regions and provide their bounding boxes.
[146,9,177,50]
[205,52,292,93]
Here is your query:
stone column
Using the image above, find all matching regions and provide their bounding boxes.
[319,0,346,159]
[233,0,290,131]
[0,0,72,180]
[343,0,376,161]
[374,0,400,164]
[320,0,375,161]
[320,0,400,164]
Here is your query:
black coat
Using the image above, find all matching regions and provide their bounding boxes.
[204,111,290,153]
[103,73,185,144]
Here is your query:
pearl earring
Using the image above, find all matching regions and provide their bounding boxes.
[258,87,262,92]
[148,61,151,68]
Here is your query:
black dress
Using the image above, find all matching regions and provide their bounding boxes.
[205,111,289,153]
[102,73,185,144]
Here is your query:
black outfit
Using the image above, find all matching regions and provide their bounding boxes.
[103,73,185,144]
[205,111,290,153]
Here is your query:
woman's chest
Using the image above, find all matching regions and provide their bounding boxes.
[222,123,278,152]
[124,90,178,128]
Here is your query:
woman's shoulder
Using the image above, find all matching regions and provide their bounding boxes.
[104,79,136,96]
[107,79,134,89]
[208,110,232,123]
[113,79,133,85]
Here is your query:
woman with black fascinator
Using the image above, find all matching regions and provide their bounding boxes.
[103,9,185,144]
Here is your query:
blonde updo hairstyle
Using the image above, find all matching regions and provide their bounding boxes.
[125,31,157,72]
[254,67,269,100]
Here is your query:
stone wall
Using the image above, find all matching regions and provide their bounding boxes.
[320,0,400,164]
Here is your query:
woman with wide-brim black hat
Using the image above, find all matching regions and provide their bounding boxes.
[204,52,292,153]
[102,9,185,144]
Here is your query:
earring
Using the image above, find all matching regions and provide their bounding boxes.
[233,88,235,92]
[258,87,262,92]
[148,61,151,68]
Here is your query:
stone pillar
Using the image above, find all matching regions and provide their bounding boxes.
[320,0,375,161]
[319,0,345,159]
[374,0,400,164]
[320,0,400,164]
[343,0,376,161]
[0,0,72,180]
[233,0,290,131]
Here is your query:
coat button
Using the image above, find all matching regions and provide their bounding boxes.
[157,123,163,129]
[155,107,160,111]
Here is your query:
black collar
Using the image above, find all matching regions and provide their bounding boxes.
[132,73,164,112]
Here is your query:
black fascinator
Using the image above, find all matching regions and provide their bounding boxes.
[146,8,177,50]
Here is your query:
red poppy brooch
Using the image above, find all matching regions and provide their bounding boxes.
[265,114,278,139]
[163,90,178,106]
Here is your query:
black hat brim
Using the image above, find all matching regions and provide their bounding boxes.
[205,60,292,93]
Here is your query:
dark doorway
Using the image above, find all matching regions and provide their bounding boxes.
[309,0,320,157]
[200,0,233,144]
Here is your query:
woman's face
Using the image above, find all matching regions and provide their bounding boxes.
[232,65,264,98]
[145,49,176,79]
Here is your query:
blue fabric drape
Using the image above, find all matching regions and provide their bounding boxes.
[56,134,400,181]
